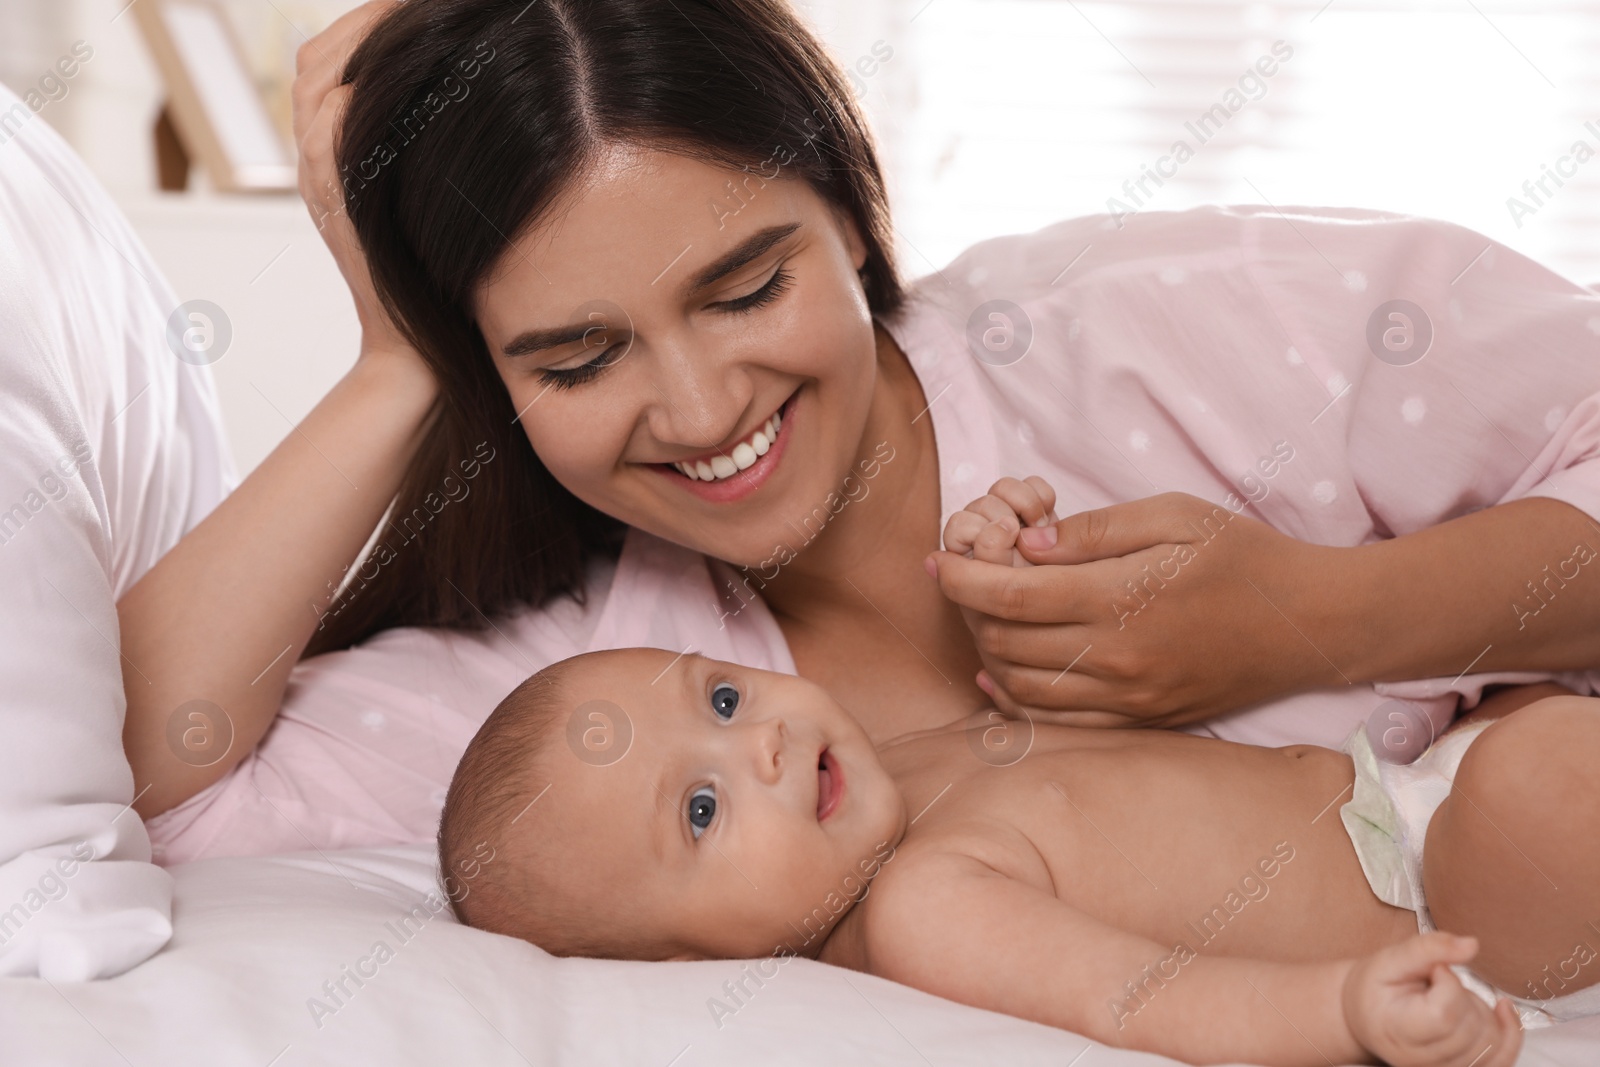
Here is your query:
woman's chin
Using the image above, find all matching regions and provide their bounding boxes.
[694,526,810,577]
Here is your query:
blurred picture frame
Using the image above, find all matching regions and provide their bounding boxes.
[133,0,295,192]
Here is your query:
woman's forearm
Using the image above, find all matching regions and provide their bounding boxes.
[119,354,437,818]
[1319,497,1600,686]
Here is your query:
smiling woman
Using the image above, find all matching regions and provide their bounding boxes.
[311,0,906,653]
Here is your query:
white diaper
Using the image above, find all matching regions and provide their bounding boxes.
[1340,721,1600,1029]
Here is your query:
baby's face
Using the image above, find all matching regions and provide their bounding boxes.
[536,649,906,959]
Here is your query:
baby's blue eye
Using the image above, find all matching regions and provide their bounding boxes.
[688,786,717,838]
[711,683,740,720]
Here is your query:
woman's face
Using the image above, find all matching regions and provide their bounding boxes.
[473,144,878,570]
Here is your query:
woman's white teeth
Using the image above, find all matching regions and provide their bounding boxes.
[674,411,782,482]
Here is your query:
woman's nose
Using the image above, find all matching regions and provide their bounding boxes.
[643,334,750,450]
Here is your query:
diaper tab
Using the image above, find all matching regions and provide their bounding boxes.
[1339,725,1416,910]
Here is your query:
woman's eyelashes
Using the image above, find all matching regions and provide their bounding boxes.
[688,786,717,839]
[535,341,627,391]
[716,264,792,314]
[534,264,794,390]
[711,682,740,720]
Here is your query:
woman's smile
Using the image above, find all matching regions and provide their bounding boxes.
[651,387,800,504]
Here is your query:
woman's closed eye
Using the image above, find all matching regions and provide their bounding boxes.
[713,263,792,314]
[688,785,717,839]
[535,264,794,390]
[535,333,631,391]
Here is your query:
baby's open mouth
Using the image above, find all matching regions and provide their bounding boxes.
[817,747,843,821]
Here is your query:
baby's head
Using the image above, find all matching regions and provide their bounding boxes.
[439,648,906,961]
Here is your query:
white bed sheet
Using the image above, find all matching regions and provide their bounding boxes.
[4,844,1595,1066]
[1,845,1170,1066]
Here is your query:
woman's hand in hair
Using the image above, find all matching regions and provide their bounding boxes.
[123,5,440,818]
[291,2,423,373]
[929,488,1334,728]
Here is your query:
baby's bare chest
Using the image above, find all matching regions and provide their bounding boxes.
[883,728,1412,958]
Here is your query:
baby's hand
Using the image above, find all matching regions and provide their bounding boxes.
[1343,933,1522,1067]
[941,477,1059,567]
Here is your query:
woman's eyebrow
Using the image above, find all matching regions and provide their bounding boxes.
[502,321,596,358]
[685,221,801,292]
[500,222,802,359]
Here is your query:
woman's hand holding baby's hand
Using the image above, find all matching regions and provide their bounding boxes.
[928,482,1327,727]
[940,479,1133,727]
[1344,933,1522,1067]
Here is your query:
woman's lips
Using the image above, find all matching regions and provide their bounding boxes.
[652,389,798,504]
[816,747,843,821]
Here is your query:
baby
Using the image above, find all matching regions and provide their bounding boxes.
[439,515,1600,1067]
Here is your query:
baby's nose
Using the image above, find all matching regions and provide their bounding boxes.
[751,718,785,783]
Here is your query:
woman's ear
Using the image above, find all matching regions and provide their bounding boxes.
[830,203,869,274]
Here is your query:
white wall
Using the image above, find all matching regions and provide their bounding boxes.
[122,194,360,475]
[1,0,362,475]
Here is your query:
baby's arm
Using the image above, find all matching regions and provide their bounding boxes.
[866,850,1365,1067]
[865,851,1518,1067]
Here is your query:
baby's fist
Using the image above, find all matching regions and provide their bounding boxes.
[1343,933,1521,1067]
[941,476,1058,567]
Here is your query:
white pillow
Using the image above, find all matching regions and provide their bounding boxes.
[0,84,233,979]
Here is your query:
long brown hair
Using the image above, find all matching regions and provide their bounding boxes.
[307,0,905,656]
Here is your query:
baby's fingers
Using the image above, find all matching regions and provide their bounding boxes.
[1411,965,1519,1067]
[972,520,1020,566]
[942,511,991,557]
[940,512,1022,565]
[1476,998,1524,1067]
[986,477,1058,528]
[960,493,1024,531]
[1380,932,1479,985]
[1419,963,1479,1034]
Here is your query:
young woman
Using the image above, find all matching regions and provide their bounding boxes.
[120,0,1600,851]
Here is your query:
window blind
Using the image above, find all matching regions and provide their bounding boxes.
[816,0,1600,284]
